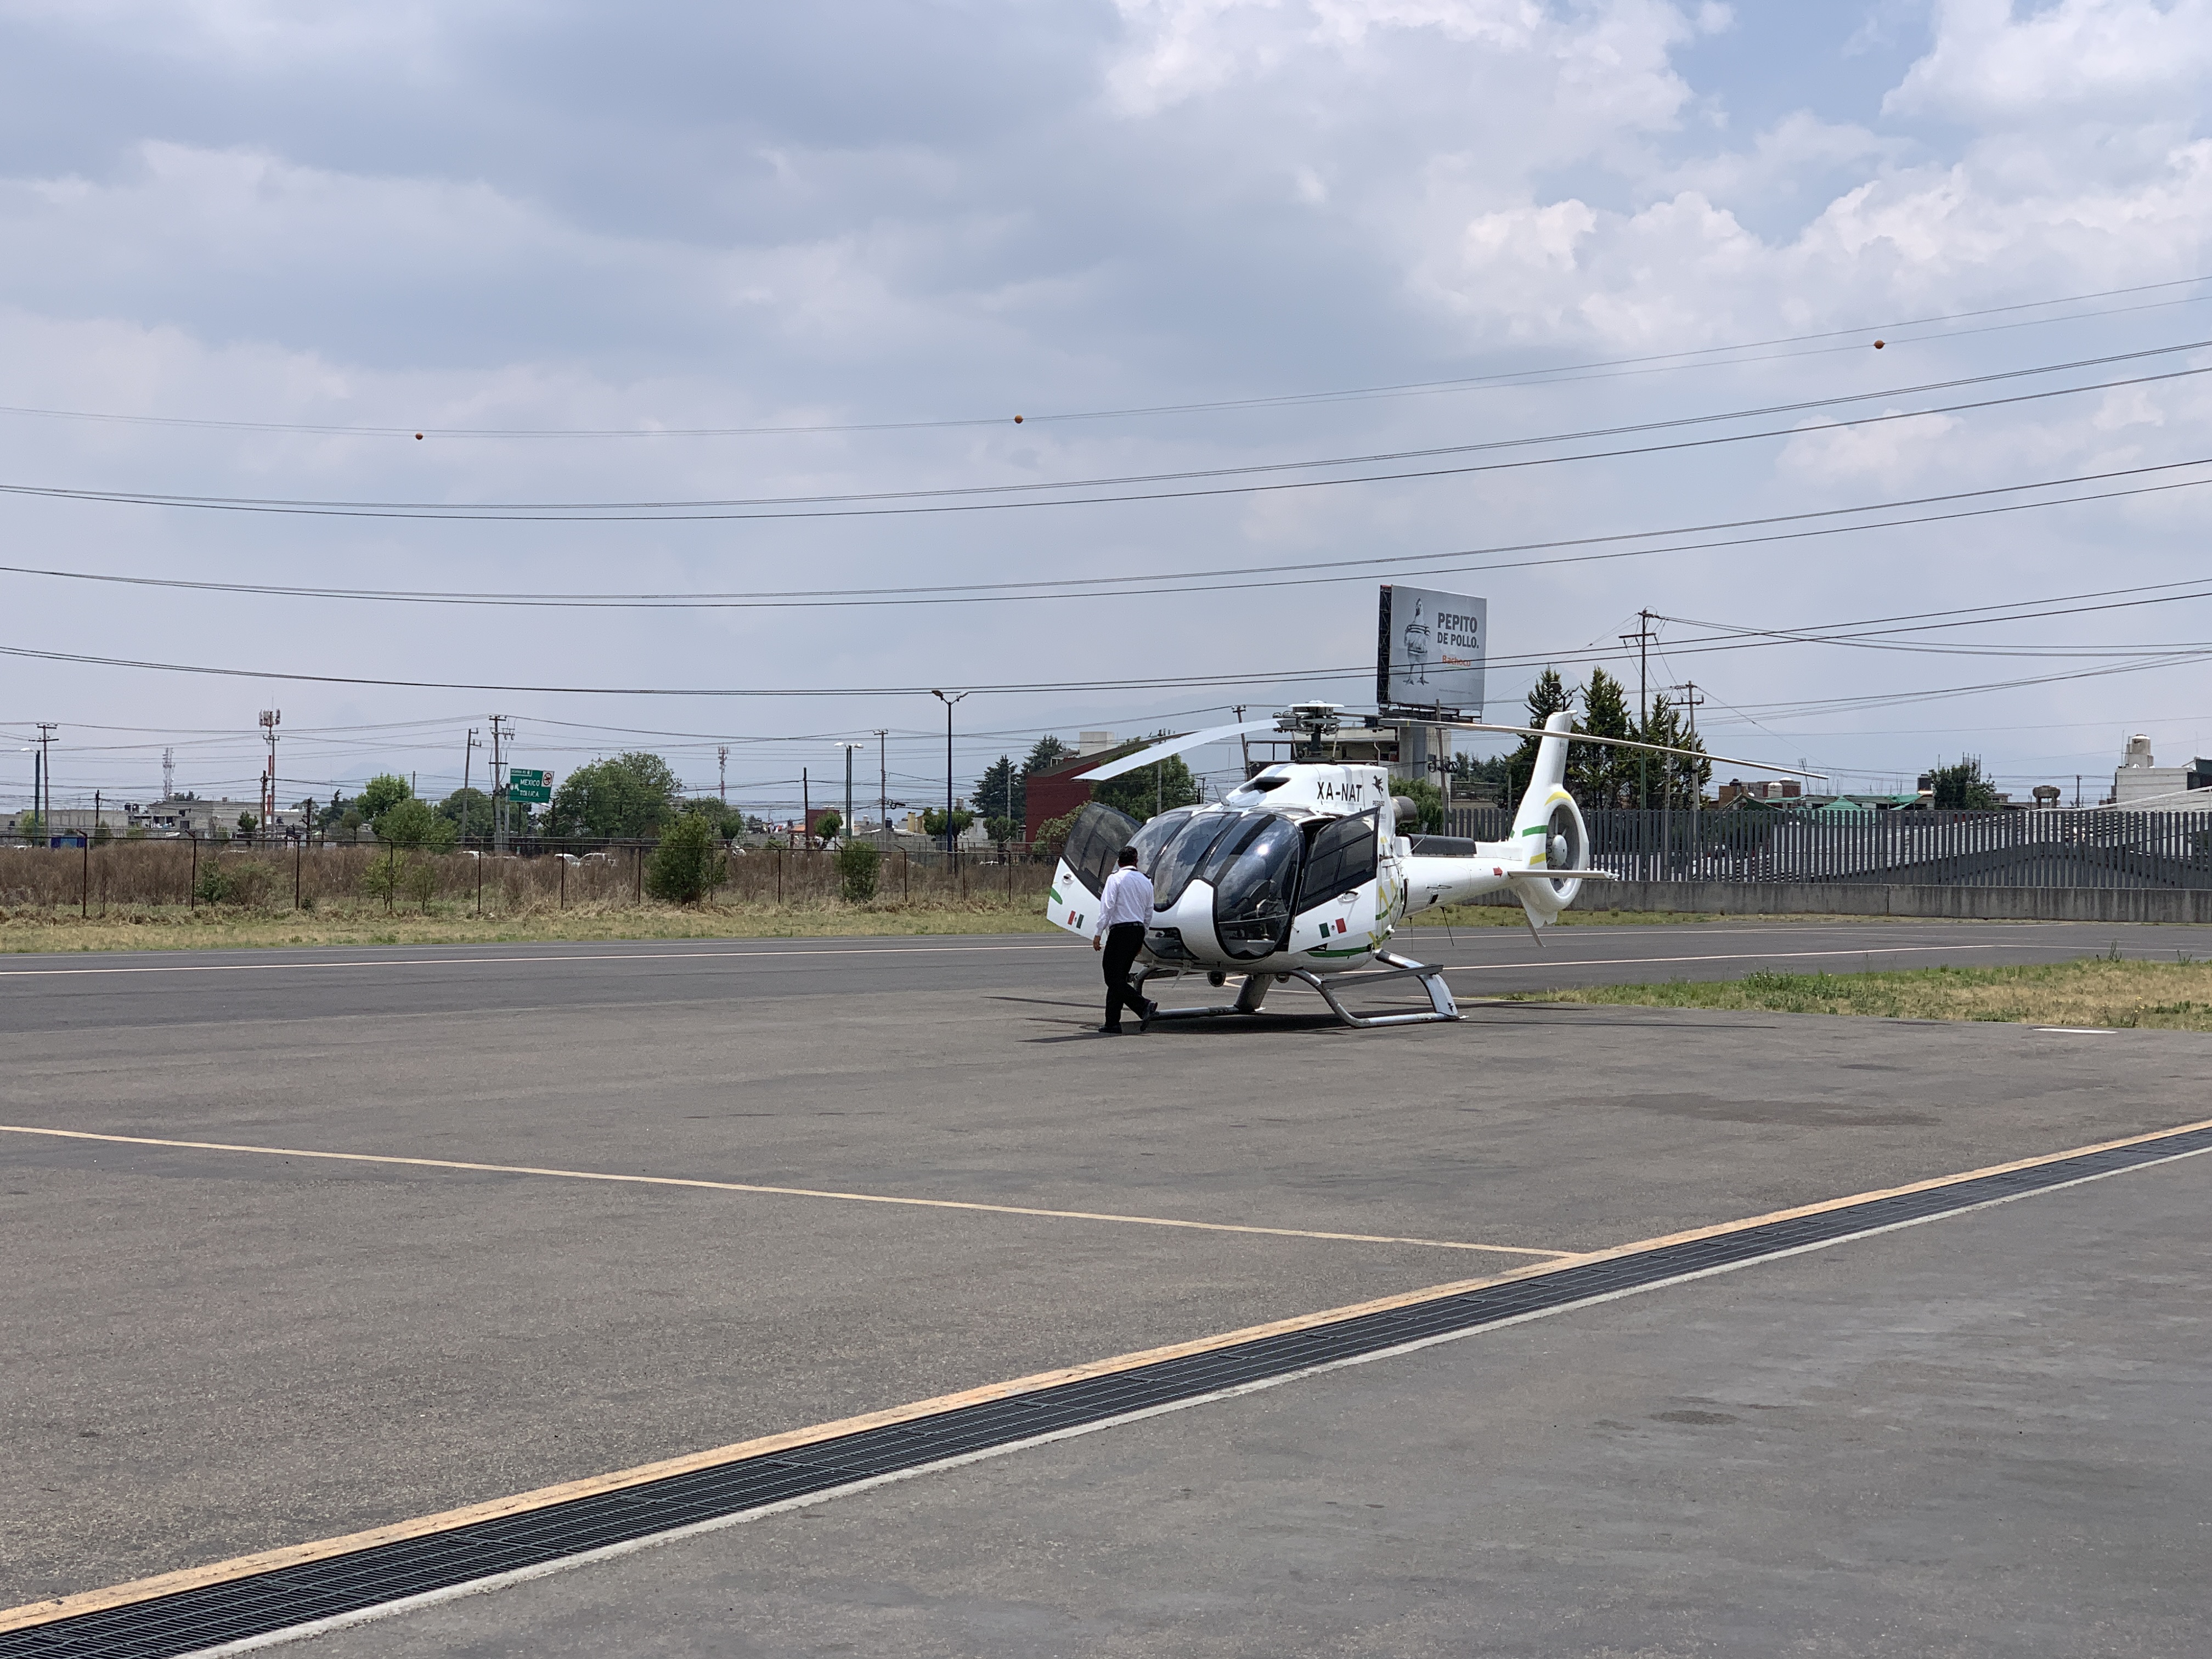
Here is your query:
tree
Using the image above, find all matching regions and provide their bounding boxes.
[92,819,113,846]
[1398,777,1446,834]
[986,815,1020,844]
[16,810,43,844]
[374,796,458,851]
[1637,698,1708,809]
[1572,668,1633,807]
[549,753,680,839]
[921,806,975,839]
[1503,669,1576,805]
[1032,810,1076,851]
[973,755,1022,825]
[1928,756,2001,811]
[1091,741,1199,821]
[438,787,495,840]
[1449,752,1511,803]
[644,809,725,903]
[1022,736,1072,779]
[358,774,413,823]
[238,812,259,838]
[834,840,881,901]
[814,809,843,844]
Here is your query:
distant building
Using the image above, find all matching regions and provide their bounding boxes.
[2111,735,2212,808]
[134,798,308,836]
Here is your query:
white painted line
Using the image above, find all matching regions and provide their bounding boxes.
[0,941,1075,979]
[2032,1026,2118,1034]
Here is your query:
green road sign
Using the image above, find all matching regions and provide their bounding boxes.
[507,768,551,804]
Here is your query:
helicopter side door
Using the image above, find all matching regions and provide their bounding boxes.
[1046,801,1141,937]
[1290,810,1381,962]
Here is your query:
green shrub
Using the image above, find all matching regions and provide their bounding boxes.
[645,810,725,904]
[835,840,882,901]
[194,863,240,905]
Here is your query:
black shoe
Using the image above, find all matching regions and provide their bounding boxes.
[1098,1024,1124,1035]
[1142,997,1161,1022]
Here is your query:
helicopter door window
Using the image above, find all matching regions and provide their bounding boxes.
[1124,806,1198,878]
[1296,810,1378,910]
[1059,802,1141,899]
[1209,812,1304,960]
[1152,811,1242,910]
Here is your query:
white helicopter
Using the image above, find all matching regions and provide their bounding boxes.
[1046,702,1805,1029]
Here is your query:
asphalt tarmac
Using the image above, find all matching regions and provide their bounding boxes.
[4,917,2209,1652]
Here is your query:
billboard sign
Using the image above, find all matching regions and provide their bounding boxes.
[507,768,552,804]
[1376,586,1485,716]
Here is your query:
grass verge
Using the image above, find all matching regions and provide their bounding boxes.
[0,896,1063,954]
[1510,955,2212,1031]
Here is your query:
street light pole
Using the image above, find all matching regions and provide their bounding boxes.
[931,690,970,857]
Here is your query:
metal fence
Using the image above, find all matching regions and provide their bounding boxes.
[1446,806,2212,889]
[0,832,1055,914]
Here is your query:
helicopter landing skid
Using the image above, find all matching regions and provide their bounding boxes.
[1128,965,1270,1022]
[1288,951,1460,1029]
[1134,953,1459,1029]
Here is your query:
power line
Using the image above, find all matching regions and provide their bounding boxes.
[6,455,2207,613]
[2,275,2202,440]
[3,345,2207,523]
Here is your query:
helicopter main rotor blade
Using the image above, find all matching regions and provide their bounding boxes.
[1442,721,1819,778]
[1080,719,1283,781]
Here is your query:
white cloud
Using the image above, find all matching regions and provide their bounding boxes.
[1890,0,2212,126]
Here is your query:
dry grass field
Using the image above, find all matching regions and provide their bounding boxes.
[1511,955,2212,1031]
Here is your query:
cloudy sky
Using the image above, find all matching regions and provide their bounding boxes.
[3,0,2209,815]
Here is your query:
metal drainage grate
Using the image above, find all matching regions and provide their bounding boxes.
[9,1121,2210,1659]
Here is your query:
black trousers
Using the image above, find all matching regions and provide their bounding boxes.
[1101,922,1147,1027]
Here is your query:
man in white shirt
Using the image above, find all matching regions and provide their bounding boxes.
[1091,845,1159,1034]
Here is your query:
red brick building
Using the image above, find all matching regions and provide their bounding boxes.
[1023,741,1148,842]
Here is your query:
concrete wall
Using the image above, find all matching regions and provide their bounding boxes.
[1548,881,2212,925]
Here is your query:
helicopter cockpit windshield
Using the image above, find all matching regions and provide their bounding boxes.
[1204,812,1305,959]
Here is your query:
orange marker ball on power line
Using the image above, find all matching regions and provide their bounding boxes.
[415,432,424,439]
[1013,414,1024,422]
[1872,340,1885,349]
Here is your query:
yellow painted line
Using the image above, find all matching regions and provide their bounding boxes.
[0,940,1077,978]
[0,1124,1569,1259]
[9,1109,2210,1636]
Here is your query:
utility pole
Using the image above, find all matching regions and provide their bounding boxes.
[1674,681,1705,878]
[802,767,811,847]
[1233,704,1250,779]
[35,723,56,838]
[718,744,729,808]
[1619,612,1657,809]
[460,727,480,845]
[489,714,511,855]
[162,746,174,802]
[836,741,864,843]
[258,710,280,836]
[931,690,970,857]
[877,730,890,848]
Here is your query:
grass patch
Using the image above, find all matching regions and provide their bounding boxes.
[1510,955,2212,1031]
[0,895,1063,955]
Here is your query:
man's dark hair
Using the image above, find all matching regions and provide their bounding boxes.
[1118,846,1139,865]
